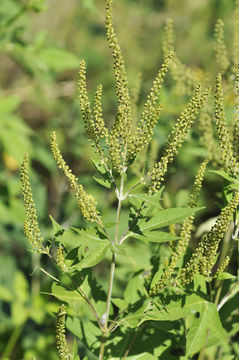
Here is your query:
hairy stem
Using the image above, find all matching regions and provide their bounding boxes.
[104,253,116,330]
[99,172,125,359]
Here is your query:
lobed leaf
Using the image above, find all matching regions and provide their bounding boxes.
[51,282,85,314]
[135,207,204,232]
[130,230,179,243]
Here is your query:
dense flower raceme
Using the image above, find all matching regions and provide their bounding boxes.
[50,131,101,224]
[20,153,46,254]
[56,304,70,360]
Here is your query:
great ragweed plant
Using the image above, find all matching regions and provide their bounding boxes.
[21,1,239,359]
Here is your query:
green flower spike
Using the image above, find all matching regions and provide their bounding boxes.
[214,256,230,279]
[78,61,108,156]
[20,153,46,254]
[198,101,218,162]
[105,0,133,171]
[214,19,230,73]
[200,191,239,277]
[179,191,239,285]
[56,304,70,360]
[50,131,101,224]
[233,0,239,72]
[128,51,173,163]
[214,73,237,176]
[233,69,239,164]
[163,18,195,95]
[56,246,68,273]
[149,85,211,194]
[149,159,208,294]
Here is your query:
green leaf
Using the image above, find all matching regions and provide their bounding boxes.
[128,193,163,209]
[111,298,127,312]
[91,157,107,175]
[209,170,236,183]
[38,47,80,72]
[58,227,105,252]
[229,183,239,191]
[51,282,84,313]
[140,293,210,323]
[186,302,227,357]
[136,207,203,232]
[75,239,109,269]
[124,273,146,305]
[49,214,65,237]
[73,226,107,241]
[216,272,237,280]
[193,274,207,294]
[55,228,81,251]
[93,176,111,189]
[120,298,151,329]
[66,316,100,355]
[71,338,79,359]
[131,230,179,243]
[140,292,227,354]
[111,353,157,360]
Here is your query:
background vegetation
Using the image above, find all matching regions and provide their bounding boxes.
[0,0,238,359]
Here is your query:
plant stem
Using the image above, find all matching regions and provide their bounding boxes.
[2,324,24,359]
[44,253,103,331]
[122,325,144,359]
[104,253,116,330]
[217,279,239,311]
[104,172,125,326]
[99,172,125,359]
[114,172,125,245]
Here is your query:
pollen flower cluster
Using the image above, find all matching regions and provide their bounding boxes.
[50,131,100,223]
[179,191,239,284]
[149,85,211,193]
[56,304,70,360]
[20,153,45,253]
[214,74,237,176]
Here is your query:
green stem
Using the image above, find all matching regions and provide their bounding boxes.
[2,324,24,359]
[104,173,125,326]
[64,273,103,331]
[215,214,238,307]
[217,278,239,311]
[99,172,125,359]
[122,325,144,360]
[114,173,125,244]
[102,253,116,333]
[45,252,103,331]
[99,332,107,360]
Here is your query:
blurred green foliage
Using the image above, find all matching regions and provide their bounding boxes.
[0,0,238,359]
